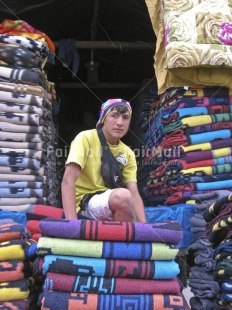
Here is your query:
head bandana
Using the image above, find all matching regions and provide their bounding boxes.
[96,99,132,129]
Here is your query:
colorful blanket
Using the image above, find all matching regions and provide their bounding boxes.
[0,278,31,301]
[0,260,32,282]
[36,237,179,260]
[0,239,37,261]
[43,272,181,294]
[39,219,182,244]
[0,299,30,309]
[41,255,180,279]
[39,290,185,310]
[0,222,30,242]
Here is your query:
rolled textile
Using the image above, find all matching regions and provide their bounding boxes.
[39,290,185,310]
[36,237,179,260]
[44,272,181,294]
[39,218,182,244]
[41,255,180,280]
[0,260,32,282]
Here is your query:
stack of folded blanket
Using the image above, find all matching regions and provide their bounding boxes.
[0,220,38,309]
[141,86,232,206]
[203,193,232,308]
[0,19,60,209]
[187,191,230,309]
[36,218,186,310]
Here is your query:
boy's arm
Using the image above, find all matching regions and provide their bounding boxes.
[61,163,81,220]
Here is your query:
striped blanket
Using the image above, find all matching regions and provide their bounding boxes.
[39,219,182,244]
[36,237,179,260]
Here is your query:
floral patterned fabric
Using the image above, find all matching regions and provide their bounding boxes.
[145,0,232,94]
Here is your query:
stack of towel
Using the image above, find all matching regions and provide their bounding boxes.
[36,218,186,310]
[141,86,232,206]
[0,19,60,209]
[0,220,38,309]
[203,193,232,308]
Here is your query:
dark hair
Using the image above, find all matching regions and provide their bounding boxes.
[110,104,130,114]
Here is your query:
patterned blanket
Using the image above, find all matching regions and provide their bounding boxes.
[43,272,181,294]
[39,290,185,310]
[0,278,31,301]
[0,222,30,242]
[0,239,37,261]
[36,237,179,260]
[0,260,32,282]
[39,219,182,244]
[40,255,180,279]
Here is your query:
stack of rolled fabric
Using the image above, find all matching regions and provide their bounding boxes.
[0,19,60,209]
[0,220,38,309]
[140,86,232,206]
[187,191,231,309]
[36,218,186,310]
[203,193,232,308]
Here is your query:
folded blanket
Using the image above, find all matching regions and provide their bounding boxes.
[0,34,49,57]
[0,81,51,102]
[0,222,30,242]
[41,255,180,280]
[0,278,32,301]
[0,147,42,160]
[203,194,232,222]
[39,219,182,244]
[0,101,43,116]
[0,131,43,143]
[0,141,44,150]
[0,42,40,68]
[0,65,46,88]
[39,290,185,310]
[44,272,181,294]
[0,174,45,182]
[0,111,40,125]
[26,220,41,234]
[36,237,179,260]
[0,181,43,189]
[0,197,46,206]
[0,166,45,176]
[0,260,32,282]
[0,90,50,106]
[0,239,37,261]
[0,299,30,309]
[0,122,44,133]
[0,188,43,198]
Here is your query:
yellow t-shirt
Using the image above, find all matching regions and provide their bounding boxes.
[66,129,137,211]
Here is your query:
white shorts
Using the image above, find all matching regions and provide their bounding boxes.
[80,189,115,220]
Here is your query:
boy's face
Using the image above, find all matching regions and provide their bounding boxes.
[102,108,131,143]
